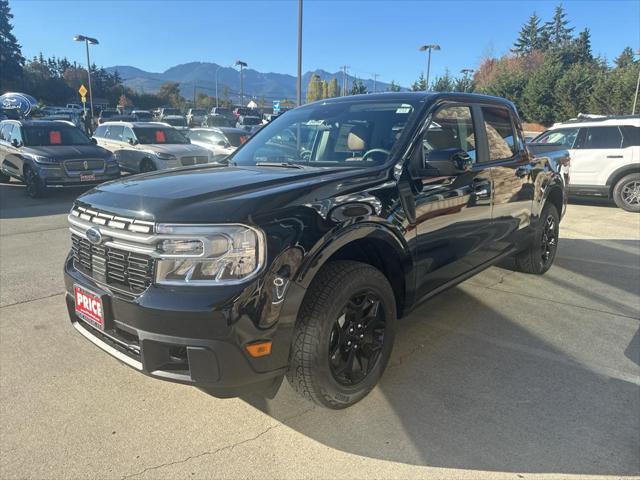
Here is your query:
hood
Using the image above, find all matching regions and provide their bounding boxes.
[24,144,110,161]
[137,143,209,157]
[77,164,388,223]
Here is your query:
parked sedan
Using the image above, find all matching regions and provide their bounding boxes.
[236,115,263,135]
[186,108,207,127]
[93,121,213,173]
[203,114,233,128]
[184,128,237,163]
[161,115,188,131]
[0,119,120,197]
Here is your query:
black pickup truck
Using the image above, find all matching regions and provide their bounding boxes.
[64,93,569,409]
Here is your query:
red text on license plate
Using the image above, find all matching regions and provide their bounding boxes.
[74,286,104,328]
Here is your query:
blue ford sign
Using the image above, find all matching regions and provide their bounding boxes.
[0,92,37,117]
[85,227,103,245]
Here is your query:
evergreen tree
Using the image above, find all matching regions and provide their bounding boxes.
[0,0,24,90]
[614,47,636,69]
[431,69,455,92]
[544,4,574,49]
[589,66,639,115]
[570,28,593,64]
[555,62,596,118]
[522,54,564,124]
[454,75,474,93]
[410,72,428,91]
[512,12,544,55]
[387,80,401,92]
[327,77,339,97]
[321,80,328,99]
[349,78,367,95]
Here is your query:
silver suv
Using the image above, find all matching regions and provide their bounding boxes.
[93,122,212,173]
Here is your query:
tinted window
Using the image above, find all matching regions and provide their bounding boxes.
[132,127,189,144]
[94,125,107,138]
[122,127,136,143]
[0,123,14,141]
[580,127,623,149]
[482,106,518,161]
[164,117,186,127]
[104,125,124,141]
[10,125,23,143]
[22,125,91,146]
[620,125,640,147]
[222,131,247,147]
[241,117,261,125]
[423,105,477,161]
[100,110,118,119]
[535,128,579,148]
[190,109,206,115]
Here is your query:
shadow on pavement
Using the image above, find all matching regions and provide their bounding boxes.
[244,240,640,476]
[568,195,617,209]
[0,181,87,219]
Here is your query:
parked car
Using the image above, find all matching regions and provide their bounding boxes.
[232,106,260,120]
[236,115,262,134]
[202,114,233,128]
[0,119,120,197]
[66,103,83,113]
[93,121,212,173]
[210,107,234,122]
[533,115,640,212]
[161,115,188,131]
[96,109,119,126]
[207,126,249,148]
[156,107,182,121]
[42,111,82,129]
[64,92,568,408]
[186,108,207,127]
[184,128,237,162]
[131,110,154,122]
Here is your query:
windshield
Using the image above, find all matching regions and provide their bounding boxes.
[191,109,206,115]
[163,108,181,116]
[133,127,189,144]
[164,117,186,127]
[100,110,118,118]
[23,125,91,146]
[241,116,261,126]
[231,99,419,167]
[133,112,153,120]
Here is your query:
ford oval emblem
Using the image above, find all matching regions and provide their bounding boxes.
[86,227,102,245]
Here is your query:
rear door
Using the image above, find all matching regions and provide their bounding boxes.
[479,105,535,249]
[571,126,627,186]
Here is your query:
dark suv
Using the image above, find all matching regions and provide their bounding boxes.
[64,93,568,408]
[0,120,120,197]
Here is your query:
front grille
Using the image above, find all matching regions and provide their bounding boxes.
[71,234,155,295]
[64,159,105,173]
[180,156,208,166]
[70,206,154,233]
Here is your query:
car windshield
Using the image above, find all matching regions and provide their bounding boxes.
[23,125,91,146]
[241,117,261,125]
[206,116,232,127]
[134,112,153,120]
[191,109,206,115]
[101,110,118,118]
[163,109,180,116]
[164,117,186,127]
[133,127,189,144]
[231,99,419,167]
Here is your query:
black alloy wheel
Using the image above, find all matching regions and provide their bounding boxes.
[329,291,386,386]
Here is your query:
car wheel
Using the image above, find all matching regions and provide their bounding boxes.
[613,173,640,213]
[514,203,559,275]
[139,158,156,173]
[287,260,396,409]
[24,166,47,198]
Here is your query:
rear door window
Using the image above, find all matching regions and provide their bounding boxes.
[579,126,623,149]
[620,125,640,147]
[481,106,518,161]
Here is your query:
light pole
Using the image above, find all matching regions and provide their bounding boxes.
[235,60,247,106]
[215,65,225,109]
[297,0,303,106]
[632,50,640,115]
[73,34,99,119]
[460,68,474,92]
[419,44,440,91]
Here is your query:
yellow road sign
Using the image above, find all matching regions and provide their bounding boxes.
[78,85,88,97]
[81,96,87,104]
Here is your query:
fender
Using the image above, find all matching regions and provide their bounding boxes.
[605,164,640,187]
[536,173,566,221]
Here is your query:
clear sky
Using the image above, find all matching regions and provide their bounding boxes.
[9,0,640,87]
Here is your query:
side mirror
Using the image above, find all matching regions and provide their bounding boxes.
[216,140,226,146]
[11,138,21,148]
[421,148,473,176]
[128,138,138,145]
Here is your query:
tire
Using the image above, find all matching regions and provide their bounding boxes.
[287,261,397,409]
[24,166,47,198]
[139,158,156,173]
[514,203,559,275]
[612,173,640,213]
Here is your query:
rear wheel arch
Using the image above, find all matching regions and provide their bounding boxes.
[606,165,640,197]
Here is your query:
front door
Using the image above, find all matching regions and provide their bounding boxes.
[409,103,494,300]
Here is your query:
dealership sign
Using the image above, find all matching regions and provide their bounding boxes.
[0,92,37,117]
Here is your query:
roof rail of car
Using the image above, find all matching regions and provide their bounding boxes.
[561,114,640,124]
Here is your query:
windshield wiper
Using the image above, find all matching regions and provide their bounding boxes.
[255,161,305,169]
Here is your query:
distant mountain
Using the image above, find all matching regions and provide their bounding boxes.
[106,62,400,103]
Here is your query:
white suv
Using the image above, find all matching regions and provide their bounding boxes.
[534,116,640,212]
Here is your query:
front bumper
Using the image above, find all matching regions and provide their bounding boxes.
[38,163,120,187]
[64,255,291,397]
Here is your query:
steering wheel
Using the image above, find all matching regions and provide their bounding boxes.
[362,148,391,162]
[300,149,312,161]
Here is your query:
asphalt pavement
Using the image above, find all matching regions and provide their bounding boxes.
[1,181,638,480]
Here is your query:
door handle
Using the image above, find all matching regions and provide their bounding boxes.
[606,155,623,159]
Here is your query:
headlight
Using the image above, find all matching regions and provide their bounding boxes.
[29,154,58,165]
[155,224,265,285]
